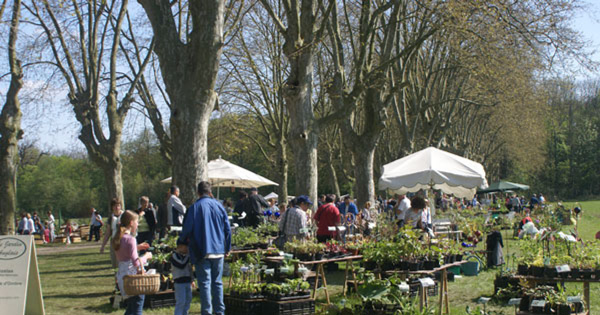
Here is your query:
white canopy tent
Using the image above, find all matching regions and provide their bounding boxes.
[378,147,488,200]
[160,157,278,198]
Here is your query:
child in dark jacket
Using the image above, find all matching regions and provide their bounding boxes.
[171,242,193,315]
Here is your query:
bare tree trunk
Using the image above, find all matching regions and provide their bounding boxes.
[258,0,338,209]
[138,0,224,205]
[284,59,318,204]
[277,140,289,204]
[327,156,341,198]
[170,93,215,204]
[0,0,23,235]
[100,158,124,207]
[352,143,377,209]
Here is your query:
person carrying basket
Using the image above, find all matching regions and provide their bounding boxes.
[113,210,152,315]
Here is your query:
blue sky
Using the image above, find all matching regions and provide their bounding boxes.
[571,2,600,77]
[22,2,600,152]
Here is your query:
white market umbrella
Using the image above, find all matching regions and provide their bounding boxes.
[160,157,279,188]
[207,157,279,188]
[378,147,488,199]
[264,192,278,200]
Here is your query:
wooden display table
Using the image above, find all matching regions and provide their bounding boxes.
[512,275,599,315]
[384,261,467,315]
[263,255,363,304]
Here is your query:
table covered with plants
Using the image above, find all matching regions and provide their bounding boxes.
[491,204,593,315]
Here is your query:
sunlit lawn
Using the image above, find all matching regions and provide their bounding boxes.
[37,201,600,314]
[38,246,202,315]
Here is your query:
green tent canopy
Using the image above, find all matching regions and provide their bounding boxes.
[476,181,530,194]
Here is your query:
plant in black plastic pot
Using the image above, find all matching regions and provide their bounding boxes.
[265,283,282,299]
[545,285,571,315]
[530,254,545,278]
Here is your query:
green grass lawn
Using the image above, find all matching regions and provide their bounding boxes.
[38,246,203,315]
[37,201,600,314]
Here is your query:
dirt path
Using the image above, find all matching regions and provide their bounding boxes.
[36,242,101,255]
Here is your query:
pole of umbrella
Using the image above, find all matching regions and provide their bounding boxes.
[428,187,436,218]
[428,181,436,218]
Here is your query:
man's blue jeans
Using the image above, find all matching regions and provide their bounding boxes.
[124,294,144,315]
[174,282,192,315]
[195,257,225,315]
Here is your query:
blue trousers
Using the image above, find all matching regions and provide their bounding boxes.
[174,282,192,315]
[195,257,224,315]
[124,295,144,315]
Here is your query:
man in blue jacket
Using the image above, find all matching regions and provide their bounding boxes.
[179,181,231,315]
[338,195,359,216]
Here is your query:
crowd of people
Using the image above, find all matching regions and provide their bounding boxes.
[16,210,56,243]
[19,184,548,315]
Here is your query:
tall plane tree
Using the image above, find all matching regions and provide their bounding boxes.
[326,1,440,207]
[0,0,23,234]
[258,0,342,205]
[25,0,153,208]
[138,0,238,204]
[223,3,290,203]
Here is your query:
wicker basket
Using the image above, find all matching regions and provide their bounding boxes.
[122,258,160,296]
[123,273,160,296]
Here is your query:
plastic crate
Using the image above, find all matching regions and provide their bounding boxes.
[148,297,176,309]
[263,298,315,315]
[144,290,176,309]
[224,295,264,315]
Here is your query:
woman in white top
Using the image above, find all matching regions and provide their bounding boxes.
[404,197,426,229]
[47,211,56,242]
[100,198,124,268]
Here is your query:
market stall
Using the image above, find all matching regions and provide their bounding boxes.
[378,147,488,198]
[378,146,488,217]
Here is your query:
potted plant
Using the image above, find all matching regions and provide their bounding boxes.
[344,241,361,256]
[579,254,595,279]
[530,253,545,278]
[518,281,541,312]
[422,246,442,270]
[309,242,326,260]
[553,286,571,315]
[361,242,378,270]
[515,238,539,276]
[265,283,282,300]
[570,255,582,279]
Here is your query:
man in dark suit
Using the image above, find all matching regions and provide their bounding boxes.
[243,187,269,227]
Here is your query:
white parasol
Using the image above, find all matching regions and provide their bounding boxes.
[378,147,488,199]
[160,157,278,188]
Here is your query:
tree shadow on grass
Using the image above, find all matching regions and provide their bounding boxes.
[44,291,109,299]
[84,302,115,314]
[42,251,103,258]
[55,273,112,280]
[80,260,111,266]
[85,274,113,279]
[40,266,110,275]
